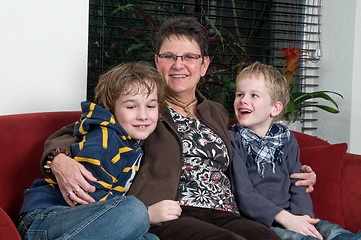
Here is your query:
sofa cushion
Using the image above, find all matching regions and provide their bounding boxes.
[292,130,330,148]
[299,143,347,228]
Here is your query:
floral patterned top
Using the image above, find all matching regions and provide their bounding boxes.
[168,106,239,213]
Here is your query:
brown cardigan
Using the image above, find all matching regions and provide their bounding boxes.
[40,91,233,206]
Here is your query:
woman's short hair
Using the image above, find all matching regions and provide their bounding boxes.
[154,16,209,57]
[94,61,164,115]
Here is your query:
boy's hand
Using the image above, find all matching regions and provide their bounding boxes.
[291,165,316,193]
[275,210,323,240]
[52,154,96,206]
[148,200,182,224]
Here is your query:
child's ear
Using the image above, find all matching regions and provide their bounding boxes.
[270,101,283,118]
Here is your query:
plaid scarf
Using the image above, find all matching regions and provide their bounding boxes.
[233,122,291,178]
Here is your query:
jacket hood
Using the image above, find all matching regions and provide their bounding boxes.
[74,101,140,146]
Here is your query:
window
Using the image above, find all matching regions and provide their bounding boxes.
[88,0,322,134]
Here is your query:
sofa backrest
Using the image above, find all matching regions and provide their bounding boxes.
[291,130,330,147]
[1,112,356,232]
[0,111,81,224]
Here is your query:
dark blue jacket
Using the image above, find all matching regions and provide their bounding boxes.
[229,128,314,227]
[20,101,143,215]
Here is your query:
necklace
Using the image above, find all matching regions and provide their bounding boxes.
[165,96,199,120]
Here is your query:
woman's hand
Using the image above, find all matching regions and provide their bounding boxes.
[290,165,317,193]
[51,154,97,206]
[148,200,182,224]
[275,210,323,240]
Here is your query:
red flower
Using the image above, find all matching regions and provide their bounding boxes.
[277,47,308,85]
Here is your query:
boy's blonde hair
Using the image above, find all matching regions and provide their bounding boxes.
[236,61,290,119]
[94,61,164,115]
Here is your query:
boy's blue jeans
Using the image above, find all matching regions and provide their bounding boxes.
[18,195,159,240]
[271,220,360,240]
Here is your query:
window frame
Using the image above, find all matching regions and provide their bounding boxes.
[88,0,322,134]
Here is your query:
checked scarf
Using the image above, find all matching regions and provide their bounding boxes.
[233,122,291,178]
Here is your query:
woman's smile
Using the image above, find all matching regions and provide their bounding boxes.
[155,35,209,98]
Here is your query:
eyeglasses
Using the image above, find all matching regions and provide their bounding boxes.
[157,53,202,64]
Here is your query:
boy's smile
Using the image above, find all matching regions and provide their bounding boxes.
[234,74,281,136]
[113,82,159,142]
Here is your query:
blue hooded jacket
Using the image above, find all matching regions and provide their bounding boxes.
[20,101,143,215]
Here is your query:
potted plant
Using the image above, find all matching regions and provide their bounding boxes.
[277,47,343,124]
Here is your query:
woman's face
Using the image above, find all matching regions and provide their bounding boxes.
[155,35,210,98]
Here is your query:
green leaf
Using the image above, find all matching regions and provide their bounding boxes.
[125,43,145,54]
[112,4,134,15]
[205,17,224,45]
[221,81,236,90]
[285,90,343,121]
[291,91,342,109]
[299,104,340,114]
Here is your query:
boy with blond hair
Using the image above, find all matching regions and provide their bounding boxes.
[230,61,360,240]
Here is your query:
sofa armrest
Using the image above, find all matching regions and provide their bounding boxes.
[340,153,361,233]
[0,207,21,240]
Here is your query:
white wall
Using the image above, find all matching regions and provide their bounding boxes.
[317,0,361,154]
[0,1,89,115]
[350,0,361,154]
[1,1,360,153]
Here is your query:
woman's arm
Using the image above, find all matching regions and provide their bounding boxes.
[40,123,96,206]
[290,165,317,193]
[40,123,77,172]
[51,154,96,206]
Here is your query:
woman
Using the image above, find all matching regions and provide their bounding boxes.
[41,17,316,240]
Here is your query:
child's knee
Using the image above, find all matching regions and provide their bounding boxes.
[114,195,150,227]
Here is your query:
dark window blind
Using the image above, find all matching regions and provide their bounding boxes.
[88,0,322,134]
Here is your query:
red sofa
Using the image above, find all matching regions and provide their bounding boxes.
[0,112,360,239]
